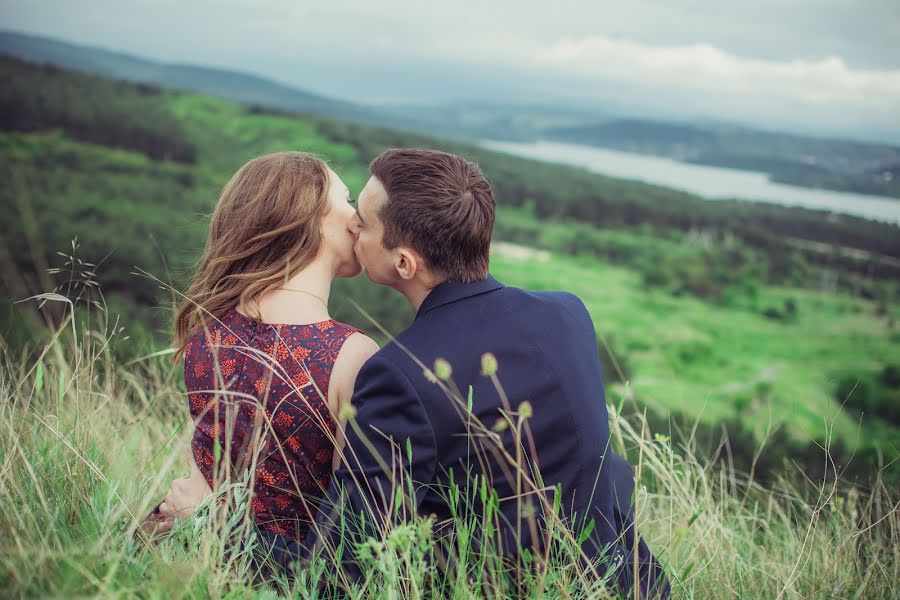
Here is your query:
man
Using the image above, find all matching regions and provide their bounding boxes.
[308,148,669,597]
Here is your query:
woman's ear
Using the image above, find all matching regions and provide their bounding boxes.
[395,247,419,280]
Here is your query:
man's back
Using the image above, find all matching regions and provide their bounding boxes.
[379,277,612,541]
[310,276,669,597]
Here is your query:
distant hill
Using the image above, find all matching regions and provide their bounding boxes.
[0,29,386,125]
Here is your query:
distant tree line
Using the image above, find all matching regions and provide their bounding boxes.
[0,55,196,163]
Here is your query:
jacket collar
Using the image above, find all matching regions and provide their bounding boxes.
[415,274,504,320]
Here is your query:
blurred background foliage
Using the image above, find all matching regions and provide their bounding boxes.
[1,54,898,487]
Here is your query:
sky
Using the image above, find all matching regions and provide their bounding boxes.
[3,0,900,142]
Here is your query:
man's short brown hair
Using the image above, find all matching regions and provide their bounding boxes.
[370,148,495,283]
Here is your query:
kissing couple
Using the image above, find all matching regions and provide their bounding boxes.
[149,148,669,598]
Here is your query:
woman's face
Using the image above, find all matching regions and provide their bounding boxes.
[320,168,363,278]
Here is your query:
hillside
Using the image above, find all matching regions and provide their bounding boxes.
[0,29,380,124]
[4,30,900,201]
[1,54,898,483]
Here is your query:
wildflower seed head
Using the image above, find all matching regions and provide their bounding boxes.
[434,358,453,381]
[339,403,357,421]
[519,401,533,419]
[481,352,498,376]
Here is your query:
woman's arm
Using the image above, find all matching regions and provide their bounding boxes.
[326,332,379,472]
[159,446,213,519]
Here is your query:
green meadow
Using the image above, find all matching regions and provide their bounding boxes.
[492,250,898,446]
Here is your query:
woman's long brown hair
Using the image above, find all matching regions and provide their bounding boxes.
[173,151,331,357]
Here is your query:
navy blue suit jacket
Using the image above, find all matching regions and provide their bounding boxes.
[302,276,669,597]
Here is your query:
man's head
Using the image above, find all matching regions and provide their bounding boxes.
[353,148,495,289]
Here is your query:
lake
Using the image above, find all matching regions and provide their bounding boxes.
[481,139,900,225]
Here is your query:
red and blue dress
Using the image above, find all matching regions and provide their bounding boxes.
[183,307,359,541]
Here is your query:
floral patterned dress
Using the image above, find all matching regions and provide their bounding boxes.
[183,307,359,541]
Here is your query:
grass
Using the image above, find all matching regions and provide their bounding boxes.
[0,295,896,599]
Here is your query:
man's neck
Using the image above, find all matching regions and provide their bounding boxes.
[396,277,442,312]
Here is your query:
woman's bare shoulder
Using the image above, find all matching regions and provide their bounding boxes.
[334,332,379,373]
[328,332,380,406]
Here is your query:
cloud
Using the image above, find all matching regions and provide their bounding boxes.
[427,33,900,139]
[4,0,899,140]
[538,36,900,107]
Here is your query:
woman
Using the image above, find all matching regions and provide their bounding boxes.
[154,151,378,543]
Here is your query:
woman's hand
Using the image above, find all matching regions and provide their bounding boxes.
[159,446,213,520]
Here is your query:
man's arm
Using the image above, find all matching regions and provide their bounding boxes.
[304,354,438,579]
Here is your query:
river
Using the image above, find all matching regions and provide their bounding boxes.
[481,139,900,225]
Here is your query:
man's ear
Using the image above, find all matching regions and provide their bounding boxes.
[394,247,419,280]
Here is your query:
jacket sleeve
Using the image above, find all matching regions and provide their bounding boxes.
[303,354,438,579]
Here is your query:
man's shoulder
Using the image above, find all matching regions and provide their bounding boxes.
[364,336,420,380]
[368,340,402,366]
[368,285,593,363]
[502,286,591,320]
[518,286,584,306]
[349,346,424,408]
[408,284,591,330]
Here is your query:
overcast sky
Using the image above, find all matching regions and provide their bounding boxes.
[3,0,900,142]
